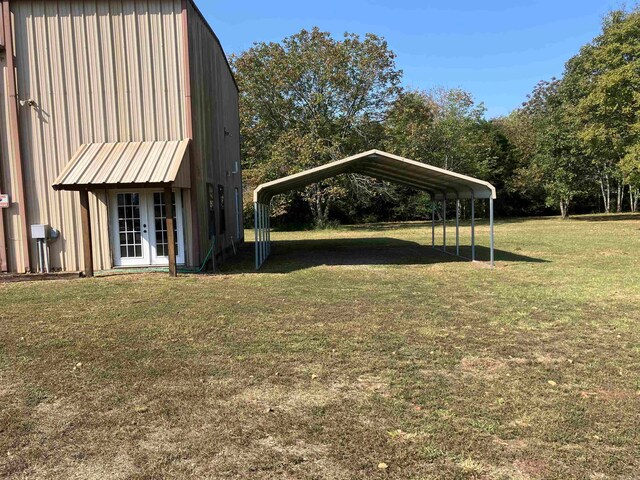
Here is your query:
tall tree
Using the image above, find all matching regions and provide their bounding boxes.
[231,28,402,226]
[491,112,548,216]
[562,7,640,213]
[385,88,494,178]
[521,79,590,218]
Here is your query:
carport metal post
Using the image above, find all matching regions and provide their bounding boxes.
[254,203,259,270]
[490,197,495,267]
[266,203,271,256]
[258,203,264,266]
[442,193,447,252]
[431,201,435,248]
[455,196,460,256]
[258,204,262,265]
[471,192,476,262]
[261,204,267,263]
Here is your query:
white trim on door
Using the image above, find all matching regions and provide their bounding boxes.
[110,189,186,267]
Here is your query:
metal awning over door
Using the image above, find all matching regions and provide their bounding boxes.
[53,139,191,191]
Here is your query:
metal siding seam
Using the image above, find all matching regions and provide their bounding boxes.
[91,2,108,141]
[65,0,80,269]
[137,2,154,140]
[50,4,70,269]
[104,2,119,140]
[156,1,170,139]
[129,0,143,139]
[111,1,130,140]
[31,3,52,231]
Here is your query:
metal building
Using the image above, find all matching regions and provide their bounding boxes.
[0,0,243,276]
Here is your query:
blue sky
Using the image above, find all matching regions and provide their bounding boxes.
[199,0,620,118]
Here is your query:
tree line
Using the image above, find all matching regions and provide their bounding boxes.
[231,6,640,226]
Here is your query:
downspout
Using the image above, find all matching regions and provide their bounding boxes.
[0,3,6,272]
[0,142,6,272]
[181,0,201,267]
[2,0,30,272]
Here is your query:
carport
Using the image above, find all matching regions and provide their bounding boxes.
[253,150,496,270]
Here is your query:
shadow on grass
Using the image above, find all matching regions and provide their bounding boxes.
[221,237,547,274]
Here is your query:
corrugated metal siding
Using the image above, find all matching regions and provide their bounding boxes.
[1,0,186,272]
[54,139,190,189]
[187,1,242,260]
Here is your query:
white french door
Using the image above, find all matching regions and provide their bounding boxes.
[110,190,185,267]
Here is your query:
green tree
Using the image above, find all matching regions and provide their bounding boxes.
[383,88,501,218]
[385,88,493,177]
[384,90,436,161]
[522,79,591,218]
[562,7,640,212]
[231,27,402,226]
[490,112,548,216]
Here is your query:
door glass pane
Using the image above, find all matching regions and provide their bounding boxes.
[116,193,143,259]
[153,192,178,258]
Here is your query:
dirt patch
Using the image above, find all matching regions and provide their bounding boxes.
[356,374,390,397]
[460,356,506,374]
[18,451,135,480]
[494,437,528,452]
[595,389,636,402]
[535,355,568,366]
[33,398,79,437]
[234,381,352,412]
[513,458,549,478]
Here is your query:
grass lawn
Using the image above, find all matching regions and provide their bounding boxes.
[1,214,639,479]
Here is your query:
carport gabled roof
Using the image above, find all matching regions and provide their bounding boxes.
[253,149,496,204]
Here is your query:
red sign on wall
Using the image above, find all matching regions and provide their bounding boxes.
[0,194,9,209]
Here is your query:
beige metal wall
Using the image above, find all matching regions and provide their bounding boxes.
[0,0,187,272]
[187,0,243,262]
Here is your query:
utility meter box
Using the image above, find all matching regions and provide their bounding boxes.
[31,224,50,240]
